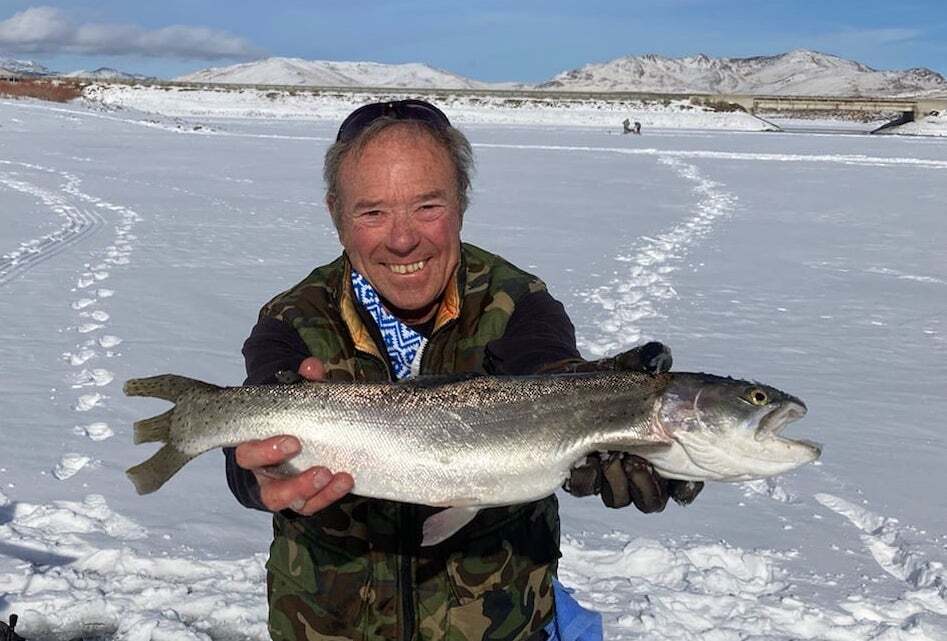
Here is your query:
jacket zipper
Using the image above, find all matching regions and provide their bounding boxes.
[359,317,456,641]
[400,503,416,641]
[418,319,455,374]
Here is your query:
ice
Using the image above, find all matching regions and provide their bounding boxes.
[1,96,944,639]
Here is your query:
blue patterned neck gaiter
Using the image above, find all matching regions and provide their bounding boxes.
[351,270,428,380]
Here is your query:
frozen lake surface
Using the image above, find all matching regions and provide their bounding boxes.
[1,98,945,640]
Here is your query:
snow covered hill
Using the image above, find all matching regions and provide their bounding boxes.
[540,49,947,96]
[64,68,153,82]
[0,55,50,77]
[175,57,508,89]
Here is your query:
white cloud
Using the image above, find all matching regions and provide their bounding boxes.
[0,6,265,59]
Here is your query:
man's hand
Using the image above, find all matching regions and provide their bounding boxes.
[234,357,354,515]
[567,452,703,512]
[561,341,705,511]
[553,341,673,376]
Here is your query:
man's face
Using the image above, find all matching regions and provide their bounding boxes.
[332,125,462,325]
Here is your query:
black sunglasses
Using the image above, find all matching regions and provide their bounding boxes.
[335,99,452,143]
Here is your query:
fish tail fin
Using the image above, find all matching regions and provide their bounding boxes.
[123,374,219,403]
[133,409,173,444]
[126,444,193,495]
[124,374,221,495]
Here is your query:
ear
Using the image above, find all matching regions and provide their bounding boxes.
[326,195,345,243]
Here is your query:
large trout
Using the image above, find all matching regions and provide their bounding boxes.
[125,371,819,545]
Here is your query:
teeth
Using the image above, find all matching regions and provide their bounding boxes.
[388,260,426,275]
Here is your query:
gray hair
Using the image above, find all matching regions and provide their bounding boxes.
[323,117,474,231]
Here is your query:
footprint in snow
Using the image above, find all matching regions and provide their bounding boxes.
[73,422,114,441]
[75,392,105,411]
[53,454,92,480]
[80,310,110,322]
[98,335,122,348]
[67,368,114,388]
[65,349,96,366]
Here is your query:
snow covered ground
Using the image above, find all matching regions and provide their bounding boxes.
[883,111,947,137]
[81,84,777,132]
[80,84,947,137]
[0,97,945,640]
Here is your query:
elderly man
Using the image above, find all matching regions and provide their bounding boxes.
[224,100,700,641]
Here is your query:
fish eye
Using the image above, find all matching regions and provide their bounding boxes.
[744,387,769,406]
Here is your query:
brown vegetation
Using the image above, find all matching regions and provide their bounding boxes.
[0,78,85,103]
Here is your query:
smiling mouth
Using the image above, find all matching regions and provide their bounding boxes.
[387,259,426,275]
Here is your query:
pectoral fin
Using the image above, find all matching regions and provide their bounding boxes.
[421,506,480,546]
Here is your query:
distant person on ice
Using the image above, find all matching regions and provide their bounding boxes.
[622,119,642,135]
[224,99,702,641]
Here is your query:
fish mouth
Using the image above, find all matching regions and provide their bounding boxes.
[755,398,808,441]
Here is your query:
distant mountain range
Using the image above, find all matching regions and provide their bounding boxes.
[0,56,50,77]
[175,57,516,90]
[3,50,945,97]
[64,67,154,81]
[0,58,151,81]
[540,50,946,96]
[174,50,944,96]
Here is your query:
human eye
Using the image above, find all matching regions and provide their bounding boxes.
[355,209,385,224]
[415,203,445,221]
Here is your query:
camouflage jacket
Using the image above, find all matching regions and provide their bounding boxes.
[253,243,579,641]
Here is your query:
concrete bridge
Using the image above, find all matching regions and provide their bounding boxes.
[712,94,946,122]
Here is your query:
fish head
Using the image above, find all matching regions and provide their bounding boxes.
[650,373,820,482]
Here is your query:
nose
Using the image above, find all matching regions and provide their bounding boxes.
[387,211,420,255]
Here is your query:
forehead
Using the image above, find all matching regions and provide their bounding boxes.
[334,124,460,213]
[347,124,451,167]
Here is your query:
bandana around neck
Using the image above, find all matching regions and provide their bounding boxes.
[350,270,428,380]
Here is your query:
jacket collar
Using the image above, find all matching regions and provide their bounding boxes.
[337,247,464,359]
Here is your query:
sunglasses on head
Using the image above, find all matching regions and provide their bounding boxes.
[335,99,453,143]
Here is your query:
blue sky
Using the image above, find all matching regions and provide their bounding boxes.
[1,1,945,80]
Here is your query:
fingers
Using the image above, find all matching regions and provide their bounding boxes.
[643,342,673,374]
[599,453,670,512]
[668,479,704,506]
[623,455,669,513]
[615,341,672,374]
[600,452,633,508]
[235,435,352,514]
[564,453,602,497]
[298,357,327,381]
[255,466,352,514]
[235,435,300,470]
[295,471,354,515]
